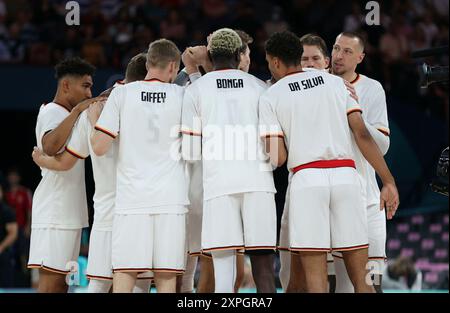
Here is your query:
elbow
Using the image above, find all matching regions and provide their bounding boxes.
[91,135,108,156]
[276,155,287,167]
[42,143,59,157]
[60,161,76,171]
[353,127,372,143]
[92,144,107,156]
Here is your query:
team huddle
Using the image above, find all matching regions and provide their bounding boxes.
[28,28,399,293]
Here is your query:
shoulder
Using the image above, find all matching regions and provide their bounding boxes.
[244,72,267,90]
[38,102,69,120]
[359,74,384,91]
[170,83,185,94]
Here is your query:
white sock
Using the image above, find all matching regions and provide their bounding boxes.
[279,250,291,292]
[212,250,236,293]
[87,279,112,293]
[133,279,152,293]
[334,257,355,293]
[181,255,198,293]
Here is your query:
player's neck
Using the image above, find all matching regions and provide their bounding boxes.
[53,93,73,112]
[213,61,238,71]
[284,65,303,77]
[336,71,358,84]
[145,68,170,83]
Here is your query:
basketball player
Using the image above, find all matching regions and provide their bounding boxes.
[181,28,277,293]
[330,32,391,293]
[91,39,188,293]
[27,57,97,293]
[260,31,399,293]
[278,34,332,293]
[31,53,154,293]
[177,30,254,293]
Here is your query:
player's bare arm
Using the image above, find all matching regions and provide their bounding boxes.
[347,111,399,219]
[264,136,287,168]
[365,122,390,155]
[87,100,106,127]
[91,130,114,156]
[32,147,78,171]
[41,97,103,156]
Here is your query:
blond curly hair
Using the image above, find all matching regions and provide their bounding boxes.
[207,28,242,55]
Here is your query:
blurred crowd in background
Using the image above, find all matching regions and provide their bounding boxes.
[0,0,448,291]
[0,0,448,118]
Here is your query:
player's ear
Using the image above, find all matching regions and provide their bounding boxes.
[325,57,330,68]
[273,57,280,69]
[357,52,365,65]
[60,78,70,94]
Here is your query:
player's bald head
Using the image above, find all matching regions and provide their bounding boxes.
[336,32,365,52]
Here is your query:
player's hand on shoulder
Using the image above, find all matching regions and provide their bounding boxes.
[74,96,107,114]
[380,182,400,220]
[87,98,106,127]
[344,80,359,103]
[31,146,45,167]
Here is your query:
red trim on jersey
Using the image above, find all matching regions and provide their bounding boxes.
[285,70,305,77]
[201,245,245,253]
[94,126,117,139]
[143,78,164,83]
[53,102,71,113]
[28,264,69,275]
[262,133,284,139]
[65,146,85,159]
[212,68,234,72]
[290,247,331,252]
[86,274,113,281]
[377,128,390,137]
[347,108,363,115]
[245,246,277,251]
[292,159,356,174]
[332,243,369,252]
[350,73,360,84]
[116,80,125,85]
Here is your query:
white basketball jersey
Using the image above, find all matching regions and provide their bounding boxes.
[182,69,276,200]
[32,102,88,229]
[95,80,189,214]
[259,69,362,170]
[66,110,117,230]
[352,74,390,206]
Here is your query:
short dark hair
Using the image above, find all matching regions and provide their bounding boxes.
[338,31,365,51]
[55,57,96,80]
[235,29,253,54]
[125,53,148,82]
[265,31,303,67]
[299,33,329,57]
